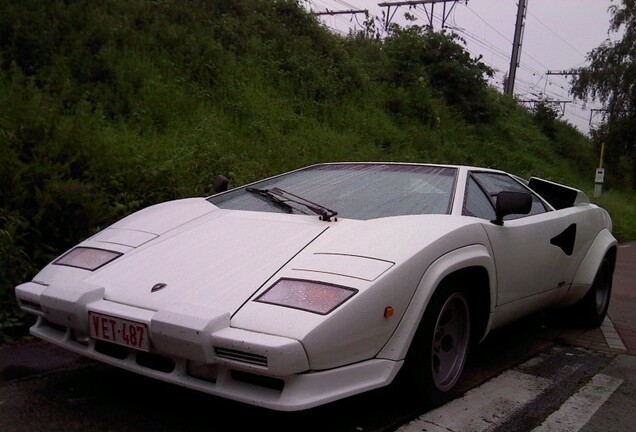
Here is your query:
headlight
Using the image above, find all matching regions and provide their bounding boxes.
[256,279,357,315]
[54,247,122,271]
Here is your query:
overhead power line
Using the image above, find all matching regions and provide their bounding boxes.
[312,8,368,16]
[546,69,579,76]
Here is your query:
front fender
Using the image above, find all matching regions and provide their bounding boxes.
[562,228,617,306]
[377,244,495,361]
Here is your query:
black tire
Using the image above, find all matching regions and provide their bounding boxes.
[569,256,613,328]
[404,285,471,407]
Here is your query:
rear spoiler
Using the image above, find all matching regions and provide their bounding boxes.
[528,177,590,210]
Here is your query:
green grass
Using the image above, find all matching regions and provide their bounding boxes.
[593,190,636,243]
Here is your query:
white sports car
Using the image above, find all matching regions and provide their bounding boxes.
[15,163,617,411]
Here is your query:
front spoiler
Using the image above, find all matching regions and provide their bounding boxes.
[29,316,401,411]
[17,281,402,411]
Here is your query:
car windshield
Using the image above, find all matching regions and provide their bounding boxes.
[207,164,457,220]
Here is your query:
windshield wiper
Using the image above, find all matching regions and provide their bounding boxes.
[245,187,294,214]
[245,187,338,222]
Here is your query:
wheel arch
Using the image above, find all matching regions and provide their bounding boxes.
[562,229,618,306]
[377,244,495,361]
[439,267,491,347]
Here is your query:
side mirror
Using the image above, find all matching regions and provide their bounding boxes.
[491,191,532,225]
[213,175,229,193]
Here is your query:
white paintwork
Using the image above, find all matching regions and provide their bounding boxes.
[150,303,230,363]
[14,163,617,411]
[483,206,590,306]
[376,243,496,359]
[290,253,394,282]
[90,227,158,248]
[86,210,328,312]
[107,197,216,234]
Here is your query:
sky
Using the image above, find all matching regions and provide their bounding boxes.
[303,0,623,135]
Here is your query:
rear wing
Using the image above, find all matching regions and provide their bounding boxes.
[528,177,590,210]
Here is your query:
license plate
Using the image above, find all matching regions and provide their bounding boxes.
[89,312,150,352]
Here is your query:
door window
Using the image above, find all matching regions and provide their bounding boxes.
[463,172,548,220]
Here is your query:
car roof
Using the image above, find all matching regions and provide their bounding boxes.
[308,161,507,175]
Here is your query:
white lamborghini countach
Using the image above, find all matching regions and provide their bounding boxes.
[15,163,617,411]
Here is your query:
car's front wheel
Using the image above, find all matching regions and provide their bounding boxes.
[405,285,471,407]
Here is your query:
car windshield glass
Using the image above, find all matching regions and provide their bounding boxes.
[208,164,457,220]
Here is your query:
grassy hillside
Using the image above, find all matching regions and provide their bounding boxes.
[0,0,634,339]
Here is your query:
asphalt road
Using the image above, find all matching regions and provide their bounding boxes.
[0,316,562,432]
[1,242,634,432]
[608,243,636,354]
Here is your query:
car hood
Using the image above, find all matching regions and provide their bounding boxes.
[85,205,328,312]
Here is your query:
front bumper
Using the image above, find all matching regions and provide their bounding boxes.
[16,281,401,411]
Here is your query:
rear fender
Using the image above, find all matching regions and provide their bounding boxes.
[377,244,495,361]
[562,229,617,306]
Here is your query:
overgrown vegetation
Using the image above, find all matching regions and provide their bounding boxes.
[0,0,633,340]
[572,0,636,190]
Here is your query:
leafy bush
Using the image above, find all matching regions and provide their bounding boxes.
[383,25,495,122]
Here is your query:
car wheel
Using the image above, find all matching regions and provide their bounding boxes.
[406,285,471,407]
[572,256,613,328]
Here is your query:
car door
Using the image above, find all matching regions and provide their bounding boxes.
[463,171,577,306]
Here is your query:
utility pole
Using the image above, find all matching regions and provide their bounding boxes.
[543,69,579,95]
[378,0,466,30]
[505,0,528,96]
[589,108,608,126]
